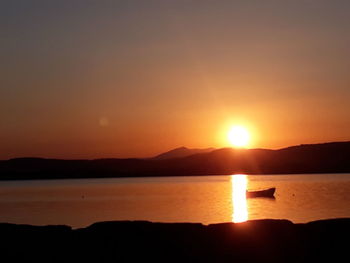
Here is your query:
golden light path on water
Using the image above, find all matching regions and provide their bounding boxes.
[232,174,248,223]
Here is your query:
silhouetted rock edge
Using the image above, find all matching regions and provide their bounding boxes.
[0,218,349,262]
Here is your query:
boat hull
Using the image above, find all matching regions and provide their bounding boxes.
[246,187,276,198]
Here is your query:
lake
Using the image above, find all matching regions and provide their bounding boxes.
[0,173,349,228]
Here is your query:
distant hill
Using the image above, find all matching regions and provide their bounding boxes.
[152,147,215,160]
[0,141,349,180]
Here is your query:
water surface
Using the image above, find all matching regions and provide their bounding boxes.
[0,174,349,228]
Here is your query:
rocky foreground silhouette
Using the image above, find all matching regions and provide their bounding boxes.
[0,218,349,262]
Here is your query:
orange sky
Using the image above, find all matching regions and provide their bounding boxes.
[1,1,350,159]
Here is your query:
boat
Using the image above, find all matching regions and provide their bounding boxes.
[246,187,276,198]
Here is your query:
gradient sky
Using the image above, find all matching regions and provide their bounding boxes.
[1,0,350,159]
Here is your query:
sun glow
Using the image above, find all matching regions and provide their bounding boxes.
[228,126,250,148]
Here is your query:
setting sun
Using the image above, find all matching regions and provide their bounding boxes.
[228,126,250,148]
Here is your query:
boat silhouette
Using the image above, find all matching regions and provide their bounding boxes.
[246,187,276,198]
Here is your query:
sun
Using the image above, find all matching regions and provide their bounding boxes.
[228,126,250,148]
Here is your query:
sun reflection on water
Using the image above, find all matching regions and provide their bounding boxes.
[232,174,248,223]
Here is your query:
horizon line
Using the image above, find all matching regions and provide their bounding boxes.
[2,140,349,161]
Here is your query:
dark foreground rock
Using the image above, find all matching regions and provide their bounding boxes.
[0,218,349,262]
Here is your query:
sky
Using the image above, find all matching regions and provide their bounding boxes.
[1,0,350,159]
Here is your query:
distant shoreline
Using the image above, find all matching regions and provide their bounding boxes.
[1,141,349,180]
[0,171,349,182]
[1,218,349,262]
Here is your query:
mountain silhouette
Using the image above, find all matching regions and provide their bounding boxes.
[0,141,349,180]
[152,147,215,160]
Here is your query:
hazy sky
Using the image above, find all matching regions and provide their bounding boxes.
[1,0,350,159]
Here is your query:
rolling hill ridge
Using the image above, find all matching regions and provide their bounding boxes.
[0,141,349,180]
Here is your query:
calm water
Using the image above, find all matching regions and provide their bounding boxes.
[0,174,349,228]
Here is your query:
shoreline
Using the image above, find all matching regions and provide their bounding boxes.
[1,218,349,262]
[1,142,349,180]
[0,171,349,182]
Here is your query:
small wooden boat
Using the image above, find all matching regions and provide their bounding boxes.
[246,187,276,198]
